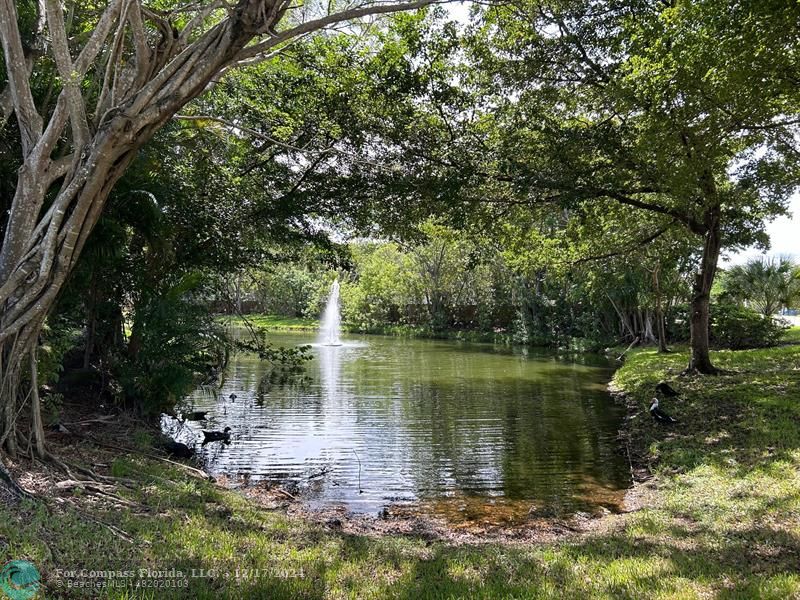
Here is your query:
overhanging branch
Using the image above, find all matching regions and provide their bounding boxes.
[234,0,443,62]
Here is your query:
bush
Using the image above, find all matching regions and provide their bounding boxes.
[115,273,228,415]
[710,302,788,350]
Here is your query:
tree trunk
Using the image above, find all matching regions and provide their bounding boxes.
[642,310,658,345]
[83,272,97,369]
[30,350,45,458]
[686,212,722,374]
[653,265,669,353]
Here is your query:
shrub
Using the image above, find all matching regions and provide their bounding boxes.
[710,301,788,350]
[115,273,228,415]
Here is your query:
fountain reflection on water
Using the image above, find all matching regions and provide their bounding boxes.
[163,328,631,524]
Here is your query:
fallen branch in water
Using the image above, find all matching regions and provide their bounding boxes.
[305,466,332,480]
[352,449,363,494]
[616,337,640,362]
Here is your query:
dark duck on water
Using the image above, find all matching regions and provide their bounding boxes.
[650,398,677,423]
[202,426,232,444]
[162,439,195,459]
[183,411,208,421]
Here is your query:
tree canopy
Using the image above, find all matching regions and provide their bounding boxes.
[1,0,798,459]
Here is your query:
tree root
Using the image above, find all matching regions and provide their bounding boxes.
[49,497,136,544]
[83,434,212,480]
[41,450,128,484]
[53,479,145,510]
[679,366,720,377]
[0,457,33,501]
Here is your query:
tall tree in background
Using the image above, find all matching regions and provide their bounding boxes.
[471,0,799,373]
[0,0,436,456]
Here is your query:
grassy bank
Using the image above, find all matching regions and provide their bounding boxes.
[219,314,320,332]
[2,334,799,598]
[221,313,509,343]
[783,325,800,344]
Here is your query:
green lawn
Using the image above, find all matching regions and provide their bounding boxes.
[220,313,507,343]
[2,342,799,598]
[220,314,320,331]
[783,325,800,344]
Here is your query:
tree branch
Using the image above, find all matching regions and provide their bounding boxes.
[598,189,706,235]
[45,0,90,148]
[0,0,43,153]
[234,0,442,62]
[571,224,675,266]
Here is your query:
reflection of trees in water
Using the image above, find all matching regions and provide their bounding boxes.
[499,378,629,509]
[168,333,630,512]
[335,343,629,510]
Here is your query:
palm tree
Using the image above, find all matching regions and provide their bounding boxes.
[721,257,800,316]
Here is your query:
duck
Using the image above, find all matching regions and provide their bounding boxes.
[655,381,680,398]
[229,393,237,402]
[163,439,195,459]
[650,398,677,423]
[202,426,232,444]
[183,410,208,421]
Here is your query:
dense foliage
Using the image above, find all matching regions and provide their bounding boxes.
[709,301,789,350]
[1,0,798,432]
[719,257,800,317]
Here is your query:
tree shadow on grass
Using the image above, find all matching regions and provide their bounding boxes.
[98,503,800,599]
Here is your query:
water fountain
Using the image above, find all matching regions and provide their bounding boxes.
[319,279,342,346]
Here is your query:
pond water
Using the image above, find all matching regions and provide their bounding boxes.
[162,332,631,525]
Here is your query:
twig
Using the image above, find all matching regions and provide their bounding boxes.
[275,487,297,501]
[352,449,362,494]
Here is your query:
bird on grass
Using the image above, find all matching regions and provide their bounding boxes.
[163,439,195,459]
[650,398,677,423]
[202,426,232,444]
[655,381,680,398]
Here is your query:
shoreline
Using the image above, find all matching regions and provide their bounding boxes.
[3,333,798,597]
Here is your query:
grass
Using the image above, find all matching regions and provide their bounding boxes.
[2,340,800,598]
[219,314,319,332]
[220,313,510,343]
[782,325,800,344]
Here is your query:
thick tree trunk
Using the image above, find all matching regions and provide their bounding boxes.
[0,7,258,450]
[686,212,722,374]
